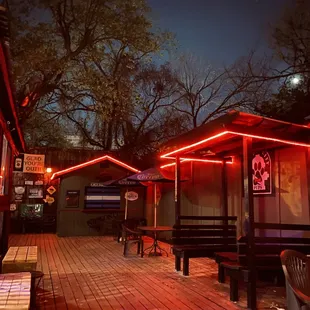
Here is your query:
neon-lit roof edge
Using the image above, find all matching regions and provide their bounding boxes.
[160,157,233,169]
[51,155,140,180]
[160,130,310,159]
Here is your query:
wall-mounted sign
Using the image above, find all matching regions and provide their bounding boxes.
[252,151,272,195]
[44,195,55,204]
[25,180,33,185]
[15,194,23,202]
[47,186,56,195]
[14,156,23,172]
[29,187,43,199]
[10,204,16,211]
[14,186,25,195]
[35,180,43,186]
[90,182,106,187]
[125,191,139,201]
[20,204,43,219]
[23,154,45,174]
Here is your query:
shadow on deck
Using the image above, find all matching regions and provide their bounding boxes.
[9,234,286,310]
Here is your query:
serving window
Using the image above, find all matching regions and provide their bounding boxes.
[84,186,120,209]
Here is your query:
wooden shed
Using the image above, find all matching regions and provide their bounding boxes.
[156,111,310,231]
[155,110,310,308]
[51,155,146,236]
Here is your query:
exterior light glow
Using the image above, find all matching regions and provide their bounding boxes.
[46,167,52,173]
[51,155,140,180]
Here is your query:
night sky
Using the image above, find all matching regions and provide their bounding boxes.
[148,0,292,66]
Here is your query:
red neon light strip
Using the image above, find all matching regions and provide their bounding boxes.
[160,131,229,159]
[160,158,233,169]
[161,130,310,159]
[51,155,140,180]
[182,158,224,164]
[228,131,310,148]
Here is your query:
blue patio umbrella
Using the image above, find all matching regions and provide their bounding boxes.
[128,168,176,227]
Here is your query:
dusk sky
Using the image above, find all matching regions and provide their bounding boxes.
[148,0,292,66]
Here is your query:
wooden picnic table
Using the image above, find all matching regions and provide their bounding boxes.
[0,272,31,309]
[2,247,37,274]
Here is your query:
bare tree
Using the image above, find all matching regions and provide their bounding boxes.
[171,54,269,128]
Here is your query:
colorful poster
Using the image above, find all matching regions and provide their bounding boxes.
[23,154,45,174]
[252,151,272,195]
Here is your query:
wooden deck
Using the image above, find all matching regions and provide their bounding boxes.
[9,234,286,310]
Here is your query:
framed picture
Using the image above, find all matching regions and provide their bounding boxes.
[252,151,273,195]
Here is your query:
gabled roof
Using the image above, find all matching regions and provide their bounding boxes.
[51,155,140,180]
[160,110,310,161]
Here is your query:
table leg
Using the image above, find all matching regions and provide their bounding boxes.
[143,232,169,257]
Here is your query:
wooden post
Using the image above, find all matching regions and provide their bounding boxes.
[221,161,229,243]
[243,136,256,310]
[221,161,228,219]
[0,210,9,255]
[306,149,310,215]
[175,156,181,225]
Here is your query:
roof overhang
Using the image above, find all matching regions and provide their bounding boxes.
[160,111,310,166]
[51,155,140,180]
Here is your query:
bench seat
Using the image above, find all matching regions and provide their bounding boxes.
[221,260,283,302]
[172,216,237,276]
[217,223,310,309]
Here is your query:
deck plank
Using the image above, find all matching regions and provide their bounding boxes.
[9,234,286,310]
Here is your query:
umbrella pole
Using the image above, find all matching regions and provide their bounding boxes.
[154,183,157,228]
[125,188,128,220]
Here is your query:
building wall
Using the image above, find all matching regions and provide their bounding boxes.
[57,162,145,236]
[154,146,310,236]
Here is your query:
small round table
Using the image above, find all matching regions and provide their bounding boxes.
[138,226,173,257]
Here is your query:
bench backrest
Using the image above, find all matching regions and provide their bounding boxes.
[237,222,310,266]
[172,216,237,248]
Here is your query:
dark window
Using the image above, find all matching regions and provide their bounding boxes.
[66,190,80,207]
[84,186,120,209]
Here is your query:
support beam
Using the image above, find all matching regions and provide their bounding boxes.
[221,162,228,219]
[221,161,229,245]
[242,136,256,310]
[306,149,310,214]
[175,156,181,225]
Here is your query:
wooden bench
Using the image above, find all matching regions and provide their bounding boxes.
[172,215,237,276]
[216,223,310,304]
[2,246,37,274]
[0,272,31,309]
